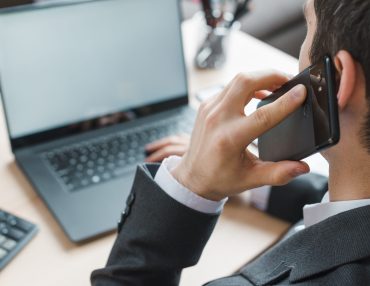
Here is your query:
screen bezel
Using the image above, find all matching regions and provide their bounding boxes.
[0,0,189,151]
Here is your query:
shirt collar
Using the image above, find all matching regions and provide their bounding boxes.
[303,192,370,228]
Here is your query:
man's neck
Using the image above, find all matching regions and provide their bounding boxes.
[328,148,370,202]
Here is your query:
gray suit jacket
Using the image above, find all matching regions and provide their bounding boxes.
[91,164,370,285]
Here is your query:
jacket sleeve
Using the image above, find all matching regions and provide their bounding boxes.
[91,164,220,286]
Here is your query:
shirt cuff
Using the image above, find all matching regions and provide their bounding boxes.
[154,156,228,214]
[249,185,271,211]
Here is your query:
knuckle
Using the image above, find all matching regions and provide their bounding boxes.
[271,174,286,186]
[254,108,271,129]
[205,110,219,128]
[199,101,215,118]
[162,147,172,155]
[276,96,290,114]
[198,101,208,113]
[169,135,177,143]
[235,72,252,87]
[214,133,229,150]
[271,171,291,186]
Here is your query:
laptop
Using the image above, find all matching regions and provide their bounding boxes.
[0,0,194,242]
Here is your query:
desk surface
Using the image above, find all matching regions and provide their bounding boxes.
[0,18,328,286]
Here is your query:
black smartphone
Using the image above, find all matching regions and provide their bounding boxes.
[257,56,340,162]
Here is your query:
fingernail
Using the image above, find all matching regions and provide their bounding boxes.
[292,168,308,177]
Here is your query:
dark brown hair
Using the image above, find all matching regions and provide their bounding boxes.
[310,0,370,153]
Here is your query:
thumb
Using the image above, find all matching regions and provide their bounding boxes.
[252,161,310,186]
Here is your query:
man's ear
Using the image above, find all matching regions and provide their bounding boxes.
[334,50,357,110]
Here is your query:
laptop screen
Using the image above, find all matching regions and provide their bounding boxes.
[0,0,187,141]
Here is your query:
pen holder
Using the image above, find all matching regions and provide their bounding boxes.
[194,15,241,70]
[194,26,230,70]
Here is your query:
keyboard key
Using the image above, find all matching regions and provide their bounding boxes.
[102,173,111,180]
[80,155,88,163]
[0,234,6,245]
[0,211,6,221]
[2,239,17,251]
[13,219,34,232]
[92,176,100,184]
[81,179,89,187]
[76,164,84,171]
[0,248,7,260]
[6,216,17,227]
[7,228,25,241]
[0,226,9,236]
[87,161,95,168]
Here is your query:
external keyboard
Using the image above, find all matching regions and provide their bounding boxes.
[43,112,194,192]
[0,209,38,270]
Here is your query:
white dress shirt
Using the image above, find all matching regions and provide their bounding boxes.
[303,192,370,227]
[154,156,370,227]
[154,156,228,214]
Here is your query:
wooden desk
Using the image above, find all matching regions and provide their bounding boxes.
[0,18,328,286]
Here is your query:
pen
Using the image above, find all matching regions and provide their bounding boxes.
[228,0,251,28]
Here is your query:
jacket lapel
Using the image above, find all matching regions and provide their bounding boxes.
[241,205,370,285]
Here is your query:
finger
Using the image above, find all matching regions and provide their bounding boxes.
[145,145,187,162]
[246,160,310,187]
[241,84,307,143]
[240,70,290,92]
[211,78,238,104]
[145,136,182,152]
[223,71,290,109]
[254,90,271,100]
[254,79,294,100]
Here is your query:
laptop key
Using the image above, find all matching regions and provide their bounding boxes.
[0,248,7,260]
[7,228,25,241]
[0,226,9,236]
[14,218,34,232]
[6,216,17,227]
[91,176,101,184]
[2,239,17,251]
[0,211,6,221]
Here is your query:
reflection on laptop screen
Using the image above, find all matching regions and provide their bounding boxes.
[0,0,187,139]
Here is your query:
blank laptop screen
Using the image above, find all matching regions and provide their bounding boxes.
[0,0,187,139]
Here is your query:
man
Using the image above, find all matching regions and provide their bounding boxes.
[91,0,370,285]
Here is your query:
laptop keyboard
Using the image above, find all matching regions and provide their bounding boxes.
[0,209,38,270]
[43,112,194,192]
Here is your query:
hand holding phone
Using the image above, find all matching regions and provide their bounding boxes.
[171,71,309,201]
[257,56,340,162]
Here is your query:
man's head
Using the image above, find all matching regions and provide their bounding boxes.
[299,0,370,160]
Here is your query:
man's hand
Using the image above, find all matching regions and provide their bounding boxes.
[145,134,190,162]
[171,71,310,201]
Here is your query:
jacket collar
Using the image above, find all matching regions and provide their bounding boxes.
[241,205,370,285]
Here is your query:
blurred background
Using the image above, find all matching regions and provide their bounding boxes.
[182,0,306,58]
